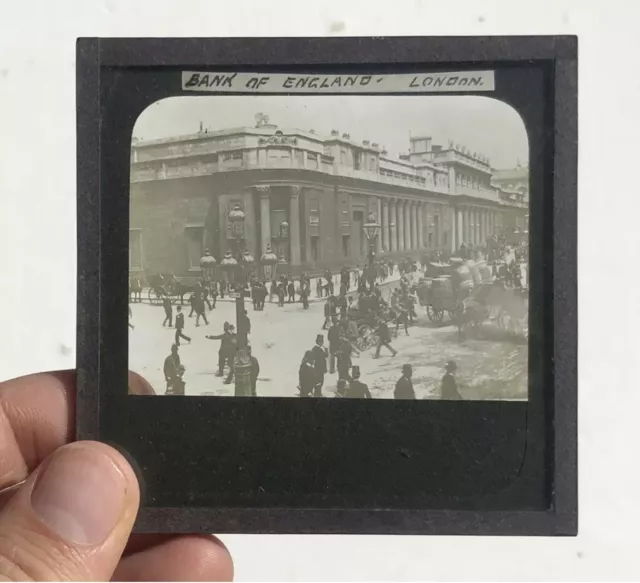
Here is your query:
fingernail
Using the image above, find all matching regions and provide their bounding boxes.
[30,446,127,546]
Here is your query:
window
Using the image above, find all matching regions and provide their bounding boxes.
[309,208,320,225]
[310,236,320,262]
[222,151,243,161]
[340,148,347,165]
[185,226,204,270]
[129,229,143,270]
[342,235,350,258]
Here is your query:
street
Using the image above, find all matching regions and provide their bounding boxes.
[129,293,528,400]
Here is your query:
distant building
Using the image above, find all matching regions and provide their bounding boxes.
[491,164,529,233]
[129,121,528,277]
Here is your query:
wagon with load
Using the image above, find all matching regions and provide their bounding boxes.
[417,258,493,325]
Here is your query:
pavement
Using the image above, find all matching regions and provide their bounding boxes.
[129,293,528,400]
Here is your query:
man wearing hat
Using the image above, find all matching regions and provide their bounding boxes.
[164,344,185,396]
[394,363,415,399]
[441,360,462,400]
[311,334,328,397]
[345,366,371,399]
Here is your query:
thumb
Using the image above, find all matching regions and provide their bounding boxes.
[0,441,140,581]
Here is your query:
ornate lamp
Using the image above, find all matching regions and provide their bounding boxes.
[279,220,289,239]
[260,244,278,281]
[363,212,381,243]
[220,250,238,282]
[199,249,217,282]
[228,204,246,239]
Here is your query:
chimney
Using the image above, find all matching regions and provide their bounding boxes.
[331,129,339,136]
[363,140,370,147]
[342,133,350,139]
[371,142,379,149]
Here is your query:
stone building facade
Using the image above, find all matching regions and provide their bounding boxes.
[129,121,528,277]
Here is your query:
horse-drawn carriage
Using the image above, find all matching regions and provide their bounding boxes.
[416,259,487,325]
[455,281,529,339]
[146,273,194,305]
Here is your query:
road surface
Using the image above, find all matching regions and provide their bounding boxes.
[129,295,528,400]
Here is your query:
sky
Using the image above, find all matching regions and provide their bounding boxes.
[133,95,529,170]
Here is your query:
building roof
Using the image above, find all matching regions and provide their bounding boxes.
[492,166,528,181]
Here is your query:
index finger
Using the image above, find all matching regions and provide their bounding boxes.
[0,371,75,492]
[0,370,154,493]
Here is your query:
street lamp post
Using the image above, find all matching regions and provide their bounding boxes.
[363,212,381,289]
[227,204,252,397]
[199,249,217,285]
[260,244,278,281]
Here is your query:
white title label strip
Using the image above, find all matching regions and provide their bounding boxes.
[181,71,495,94]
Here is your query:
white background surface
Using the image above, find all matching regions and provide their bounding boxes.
[0,0,636,580]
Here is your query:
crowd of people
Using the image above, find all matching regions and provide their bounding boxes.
[131,230,528,398]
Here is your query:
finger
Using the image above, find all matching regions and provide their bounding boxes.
[128,372,156,396]
[113,535,233,582]
[0,371,75,492]
[0,441,140,581]
[0,370,154,495]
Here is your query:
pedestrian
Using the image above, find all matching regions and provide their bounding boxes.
[346,316,361,355]
[335,378,348,398]
[373,318,397,358]
[316,277,323,298]
[188,292,197,317]
[194,294,209,327]
[277,281,286,307]
[311,334,328,397]
[162,294,173,327]
[336,336,353,381]
[128,305,135,330]
[394,363,416,399]
[441,360,462,400]
[174,306,191,346]
[327,318,341,374]
[300,279,310,309]
[287,280,296,303]
[345,366,371,399]
[298,350,316,397]
[240,309,251,336]
[248,345,260,397]
[206,322,234,379]
[210,281,218,308]
[164,344,186,395]
[322,296,333,329]
[337,292,348,318]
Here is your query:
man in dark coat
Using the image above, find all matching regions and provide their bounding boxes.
[327,318,341,374]
[248,345,260,397]
[394,363,416,400]
[206,322,234,378]
[287,280,296,303]
[164,344,185,395]
[345,366,371,399]
[311,334,328,397]
[174,306,191,346]
[373,318,397,358]
[322,296,334,330]
[210,281,218,308]
[162,295,173,327]
[300,279,310,309]
[194,294,209,327]
[298,350,316,397]
[441,360,462,400]
[336,336,353,381]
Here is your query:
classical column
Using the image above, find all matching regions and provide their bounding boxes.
[456,207,463,250]
[389,200,398,252]
[376,197,383,254]
[256,185,271,253]
[404,201,412,251]
[465,207,471,244]
[417,203,424,250]
[382,200,390,252]
[397,201,405,252]
[289,186,302,266]
[411,203,419,251]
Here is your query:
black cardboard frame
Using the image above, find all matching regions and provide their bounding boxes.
[76,36,577,535]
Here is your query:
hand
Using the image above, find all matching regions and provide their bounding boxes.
[0,372,233,581]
